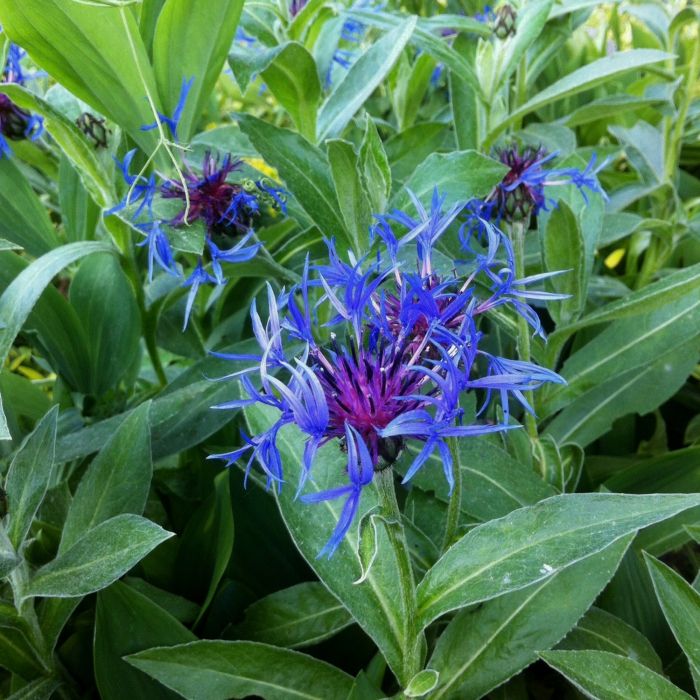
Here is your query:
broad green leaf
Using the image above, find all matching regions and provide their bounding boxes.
[237,115,349,249]
[487,50,672,145]
[392,150,508,210]
[386,122,448,184]
[404,436,556,522]
[645,554,700,694]
[229,42,320,142]
[493,0,552,91]
[541,200,585,325]
[0,242,113,369]
[450,35,480,151]
[59,155,101,242]
[95,582,196,700]
[328,139,373,254]
[0,84,114,208]
[0,0,161,152]
[546,263,700,362]
[557,607,663,673]
[174,471,234,623]
[153,0,243,142]
[60,403,152,552]
[245,404,410,685]
[69,253,141,395]
[234,582,352,649]
[359,116,392,213]
[405,669,439,698]
[540,650,693,700]
[416,493,700,627]
[610,122,665,185]
[124,577,199,625]
[0,602,48,678]
[563,95,669,127]
[0,157,60,256]
[392,52,435,131]
[24,514,173,599]
[4,406,58,550]
[126,640,355,700]
[317,17,416,141]
[543,293,700,418]
[428,537,632,700]
[545,337,698,447]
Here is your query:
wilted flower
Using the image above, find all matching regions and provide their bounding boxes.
[211,189,564,556]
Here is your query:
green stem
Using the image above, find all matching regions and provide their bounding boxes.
[375,469,423,688]
[440,438,462,553]
[511,221,538,439]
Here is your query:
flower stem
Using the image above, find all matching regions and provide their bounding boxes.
[511,220,538,439]
[440,437,462,553]
[375,469,423,688]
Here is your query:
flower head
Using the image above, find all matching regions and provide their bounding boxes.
[212,189,563,555]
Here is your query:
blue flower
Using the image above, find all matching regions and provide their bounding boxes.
[141,77,194,141]
[182,260,219,330]
[136,219,179,282]
[211,189,564,555]
[301,423,374,558]
[108,149,158,219]
[208,230,261,284]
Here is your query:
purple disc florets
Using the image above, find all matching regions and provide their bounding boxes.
[211,189,566,556]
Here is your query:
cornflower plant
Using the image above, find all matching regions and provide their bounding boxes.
[212,190,565,556]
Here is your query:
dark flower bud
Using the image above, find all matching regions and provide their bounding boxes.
[493,4,517,39]
[76,112,110,149]
[0,93,34,141]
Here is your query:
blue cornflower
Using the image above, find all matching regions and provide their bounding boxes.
[301,423,374,558]
[182,260,218,330]
[475,5,496,24]
[466,144,607,228]
[136,219,178,282]
[108,149,158,219]
[3,44,27,84]
[141,77,193,141]
[208,230,261,284]
[211,190,564,555]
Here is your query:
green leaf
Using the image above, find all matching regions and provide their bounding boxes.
[416,493,700,628]
[0,525,20,579]
[0,84,114,208]
[229,42,320,142]
[540,650,693,700]
[428,537,632,700]
[0,0,161,152]
[70,253,141,395]
[386,122,447,184]
[245,404,409,684]
[0,156,61,256]
[487,49,672,145]
[126,640,355,700]
[557,607,663,673]
[0,242,113,369]
[59,155,101,242]
[541,200,585,325]
[4,406,58,550]
[645,554,700,695]
[493,0,552,90]
[546,263,700,361]
[563,94,669,128]
[359,116,392,213]
[0,601,47,678]
[392,150,508,210]
[174,471,234,623]
[233,582,352,649]
[60,403,152,552]
[24,514,173,599]
[317,17,416,141]
[405,669,440,698]
[153,0,243,142]
[95,582,196,700]
[5,678,61,700]
[236,115,349,249]
[328,139,373,254]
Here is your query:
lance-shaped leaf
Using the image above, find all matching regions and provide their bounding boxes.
[645,554,700,695]
[126,640,355,700]
[24,514,173,599]
[540,650,693,700]
[416,493,700,628]
[4,406,58,549]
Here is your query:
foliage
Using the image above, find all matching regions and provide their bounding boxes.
[0,0,699,698]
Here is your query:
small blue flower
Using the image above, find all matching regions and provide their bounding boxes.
[208,230,261,284]
[136,219,179,282]
[141,77,194,141]
[108,149,158,219]
[182,260,219,330]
